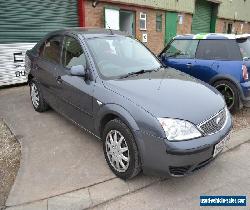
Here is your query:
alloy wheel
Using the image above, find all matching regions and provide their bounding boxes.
[215,84,235,110]
[30,83,40,108]
[105,130,130,172]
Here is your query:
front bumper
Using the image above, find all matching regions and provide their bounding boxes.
[134,114,232,177]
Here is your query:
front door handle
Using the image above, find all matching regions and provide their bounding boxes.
[186,63,192,68]
[56,76,63,84]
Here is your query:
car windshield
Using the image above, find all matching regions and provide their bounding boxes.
[86,36,161,79]
[237,38,250,59]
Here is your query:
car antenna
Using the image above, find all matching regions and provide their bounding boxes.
[104,20,114,35]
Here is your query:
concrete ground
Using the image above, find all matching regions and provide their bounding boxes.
[93,141,250,210]
[0,86,250,210]
[0,86,116,206]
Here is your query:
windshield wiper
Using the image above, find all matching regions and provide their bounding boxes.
[119,69,154,79]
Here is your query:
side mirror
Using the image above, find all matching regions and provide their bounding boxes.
[70,65,86,77]
[160,53,167,60]
[243,57,249,61]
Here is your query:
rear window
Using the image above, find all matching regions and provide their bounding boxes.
[196,40,242,61]
[237,38,250,60]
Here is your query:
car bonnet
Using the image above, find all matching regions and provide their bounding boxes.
[103,68,225,125]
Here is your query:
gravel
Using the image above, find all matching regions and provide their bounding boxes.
[232,108,250,132]
[0,120,21,209]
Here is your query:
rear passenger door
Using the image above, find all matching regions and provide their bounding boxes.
[161,39,198,75]
[193,40,242,83]
[35,35,63,107]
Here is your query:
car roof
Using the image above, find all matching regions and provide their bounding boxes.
[49,27,129,39]
[174,33,250,40]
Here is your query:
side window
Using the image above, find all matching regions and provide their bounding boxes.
[196,40,241,60]
[42,36,62,63]
[165,40,198,59]
[62,36,86,69]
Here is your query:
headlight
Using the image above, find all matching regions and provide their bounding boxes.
[158,118,202,141]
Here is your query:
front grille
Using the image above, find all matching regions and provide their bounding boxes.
[169,158,215,176]
[192,157,213,172]
[198,108,227,135]
[169,165,191,176]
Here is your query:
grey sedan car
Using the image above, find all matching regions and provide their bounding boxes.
[26,28,232,179]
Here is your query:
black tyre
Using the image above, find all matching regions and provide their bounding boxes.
[213,80,240,113]
[29,80,49,112]
[102,118,141,180]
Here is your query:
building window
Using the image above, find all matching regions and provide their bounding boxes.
[156,14,162,32]
[139,12,147,30]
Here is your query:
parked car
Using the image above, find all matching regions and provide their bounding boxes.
[159,33,250,113]
[26,28,232,179]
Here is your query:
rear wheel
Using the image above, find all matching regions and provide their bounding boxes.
[213,80,240,113]
[29,80,49,112]
[102,118,141,180]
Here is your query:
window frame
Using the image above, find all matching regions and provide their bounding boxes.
[40,35,63,65]
[156,13,162,32]
[139,12,147,30]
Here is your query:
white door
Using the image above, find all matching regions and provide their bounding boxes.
[104,8,120,30]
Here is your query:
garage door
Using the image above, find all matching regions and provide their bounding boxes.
[192,0,212,34]
[0,0,78,86]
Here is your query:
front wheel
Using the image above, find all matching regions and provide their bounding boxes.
[102,118,141,180]
[213,80,240,113]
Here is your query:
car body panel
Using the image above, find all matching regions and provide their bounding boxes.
[161,57,195,75]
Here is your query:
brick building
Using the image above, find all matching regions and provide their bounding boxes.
[81,0,194,54]
[80,0,250,54]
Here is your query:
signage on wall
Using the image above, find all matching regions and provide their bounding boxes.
[178,14,183,25]
[142,33,147,43]
[0,43,35,86]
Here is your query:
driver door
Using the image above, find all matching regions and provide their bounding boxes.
[161,39,198,75]
[55,35,95,132]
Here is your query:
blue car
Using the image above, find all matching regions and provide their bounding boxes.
[159,33,250,112]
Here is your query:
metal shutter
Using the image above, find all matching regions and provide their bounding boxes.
[0,0,78,86]
[192,0,212,34]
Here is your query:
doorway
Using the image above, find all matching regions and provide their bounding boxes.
[120,10,135,36]
[165,12,178,45]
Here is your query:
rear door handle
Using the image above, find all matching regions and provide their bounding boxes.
[56,76,63,84]
[186,63,192,68]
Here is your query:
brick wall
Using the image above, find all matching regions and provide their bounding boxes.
[85,0,165,54]
[177,13,192,35]
[216,18,250,34]
[85,1,104,27]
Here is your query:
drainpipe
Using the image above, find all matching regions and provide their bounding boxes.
[78,0,85,27]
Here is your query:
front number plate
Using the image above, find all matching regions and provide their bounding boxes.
[213,134,230,157]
